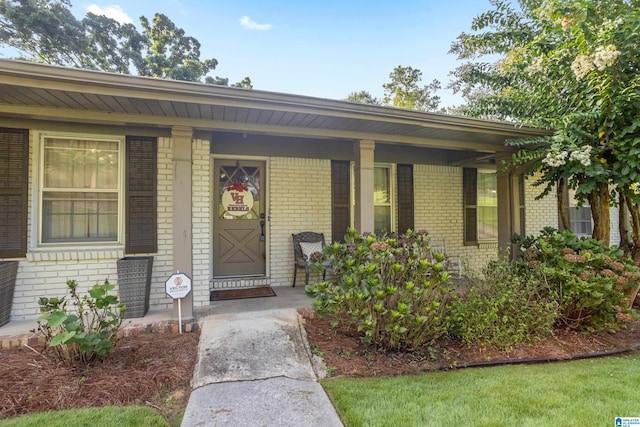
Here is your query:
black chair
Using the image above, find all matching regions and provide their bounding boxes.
[292,232,327,287]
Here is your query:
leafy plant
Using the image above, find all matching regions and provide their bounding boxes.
[34,280,126,365]
[513,229,639,332]
[306,228,455,351]
[449,260,558,349]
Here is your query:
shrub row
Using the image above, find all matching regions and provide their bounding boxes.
[306,228,639,351]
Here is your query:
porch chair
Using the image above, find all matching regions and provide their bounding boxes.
[429,238,463,278]
[292,232,327,287]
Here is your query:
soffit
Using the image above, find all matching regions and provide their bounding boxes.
[0,60,548,153]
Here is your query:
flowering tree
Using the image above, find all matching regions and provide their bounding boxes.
[450,0,640,252]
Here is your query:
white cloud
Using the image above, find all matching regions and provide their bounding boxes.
[239,16,272,31]
[87,5,133,24]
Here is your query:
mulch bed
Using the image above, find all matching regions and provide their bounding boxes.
[300,308,640,378]
[4,306,640,421]
[0,331,199,422]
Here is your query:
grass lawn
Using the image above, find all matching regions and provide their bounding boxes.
[0,406,168,427]
[322,353,640,427]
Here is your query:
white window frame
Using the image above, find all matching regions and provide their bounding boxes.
[567,188,593,237]
[349,162,396,233]
[476,169,498,243]
[37,132,125,247]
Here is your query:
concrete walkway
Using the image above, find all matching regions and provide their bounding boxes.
[181,308,343,427]
[0,284,341,426]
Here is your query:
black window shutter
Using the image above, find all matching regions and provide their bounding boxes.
[331,160,351,242]
[126,136,157,254]
[0,128,28,258]
[397,164,414,234]
[463,167,478,246]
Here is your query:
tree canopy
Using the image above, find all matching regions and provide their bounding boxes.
[382,66,441,111]
[344,90,380,105]
[346,66,442,112]
[0,0,250,86]
[450,0,640,250]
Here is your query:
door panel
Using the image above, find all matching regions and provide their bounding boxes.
[213,160,266,277]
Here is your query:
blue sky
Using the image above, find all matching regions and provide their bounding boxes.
[24,0,497,107]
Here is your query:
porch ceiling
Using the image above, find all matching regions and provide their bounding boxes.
[0,60,548,153]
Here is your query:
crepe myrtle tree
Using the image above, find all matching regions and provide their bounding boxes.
[450,0,640,254]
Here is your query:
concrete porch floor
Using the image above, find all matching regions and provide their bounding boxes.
[0,285,312,343]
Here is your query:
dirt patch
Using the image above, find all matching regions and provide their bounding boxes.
[0,331,199,426]
[300,308,640,378]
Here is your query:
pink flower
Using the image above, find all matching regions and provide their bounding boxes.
[370,241,388,251]
[563,254,586,263]
[601,269,616,277]
[608,261,625,272]
[309,252,324,261]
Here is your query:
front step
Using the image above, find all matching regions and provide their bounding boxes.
[211,276,270,289]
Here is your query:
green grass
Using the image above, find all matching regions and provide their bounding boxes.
[0,406,168,427]
[323,354,640,427]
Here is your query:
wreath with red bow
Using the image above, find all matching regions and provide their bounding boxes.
[227,182,249,192]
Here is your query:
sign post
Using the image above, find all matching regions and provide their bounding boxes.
[165,272,192,333]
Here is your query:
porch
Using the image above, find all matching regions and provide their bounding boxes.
[0,286,313,349]
[0,59,553,322]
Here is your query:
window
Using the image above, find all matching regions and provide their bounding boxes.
[374,165,394,234]
[464,168,498,244]
[567,188,592,237]
[477,171,498,241]
[40,135,123,244]
[333,162,406,238]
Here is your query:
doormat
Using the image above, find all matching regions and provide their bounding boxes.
[210,286,276,301]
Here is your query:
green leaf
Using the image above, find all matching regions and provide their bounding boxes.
[46,312,68,328]
[88,287,105,299]
[50,331,76,347]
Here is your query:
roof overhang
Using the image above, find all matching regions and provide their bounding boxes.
[0,59,548,157]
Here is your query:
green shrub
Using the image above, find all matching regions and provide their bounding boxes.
[34,280,126,365]
[513,228,639,332]
[449,260,559,349]
[305,228,455,351]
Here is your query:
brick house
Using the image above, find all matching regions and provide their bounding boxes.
[0,59,572,321]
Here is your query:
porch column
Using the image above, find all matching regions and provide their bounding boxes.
[172,126,194,320]
[354,139,375,233]
[496,155,515,258]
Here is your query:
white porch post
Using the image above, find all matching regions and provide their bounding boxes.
[172,126,194,320]
[354,139,375,233]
